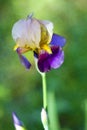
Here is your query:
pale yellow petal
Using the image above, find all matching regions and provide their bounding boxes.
[27,18,41,48]
[39,20,53,39]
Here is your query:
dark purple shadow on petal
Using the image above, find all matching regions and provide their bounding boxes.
[50,33,66,47]
[38,52,51,72]
[38,46,64,72]
[12,112,23,126]
[16,48,22,54]
[34,51,38,58]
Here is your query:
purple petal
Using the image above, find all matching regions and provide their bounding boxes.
[38,52,51,72]
[19,54,31,69]
[50,33,66,47]
[12,112,23,126]
[16,48,31,69]
[50,46,64,69]
[38,46,64,72]
[16,48,22,54]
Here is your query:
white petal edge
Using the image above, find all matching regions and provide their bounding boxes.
[12,19,28,41]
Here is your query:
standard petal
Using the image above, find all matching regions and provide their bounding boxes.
[38,46,64,72]
[12,19,28,42]
[12,17,41,48]
[50,33,66,47]
[27,18,41,47]
[40,20,53,38]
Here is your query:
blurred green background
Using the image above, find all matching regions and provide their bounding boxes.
[0,0,87,130]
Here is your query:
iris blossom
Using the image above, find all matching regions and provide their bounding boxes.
[12,14,66,72]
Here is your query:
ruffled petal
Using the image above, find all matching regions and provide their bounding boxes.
[50,46,64,69]
[27,18,41,47]
[50,33,66,47]
[38,46,64,72]
[12,17,41,48]
[12,19,28,42]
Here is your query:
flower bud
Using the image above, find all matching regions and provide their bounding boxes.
[41,108,48,130]
[12,112,25,130]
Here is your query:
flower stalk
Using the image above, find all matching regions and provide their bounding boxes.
[84,99,87,130]
[40,72,49,130]
[41,73,47,109]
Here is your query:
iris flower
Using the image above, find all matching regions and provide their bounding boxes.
[12,14,66,72]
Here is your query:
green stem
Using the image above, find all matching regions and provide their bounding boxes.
[48,91,60,130]
[41,73,47,109]
[85,99,87,130]
[34,58,47,108]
